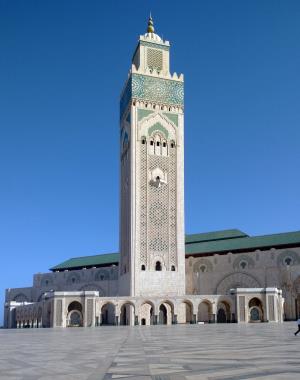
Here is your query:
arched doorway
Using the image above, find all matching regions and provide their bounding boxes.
[217,309,226,323]
[158,301,174,325]
[101,302,116,325]
[120,302,135,326]
[67,301,83,327]
[181,301,193,324]
[159,304,167,324]
[217,301,231,323]
[248,297,264,322]
[140,301,155,326]
[198,301,212,323]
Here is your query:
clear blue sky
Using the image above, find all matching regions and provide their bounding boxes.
[0,0,300,324]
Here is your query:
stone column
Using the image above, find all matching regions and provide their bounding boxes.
[115,315,119,326]
[135,315,139,326]
[193,314,197,324]
[154,315,158,325]
[210,314,216,323]
[173,314,177,324]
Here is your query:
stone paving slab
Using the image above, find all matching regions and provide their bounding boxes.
[0,323,299,379]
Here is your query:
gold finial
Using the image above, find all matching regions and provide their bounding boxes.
[147,13,155,33]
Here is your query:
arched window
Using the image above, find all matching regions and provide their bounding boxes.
[141,265,146,271]
[155,261,162,271]
[285,257,292,266]
[171,265,175,271]
[162,140,168,156]
[239,261,248,270]
[170,142,175,148]
[141,138,146,144]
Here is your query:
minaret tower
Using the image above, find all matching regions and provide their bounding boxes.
[119,16,185,297]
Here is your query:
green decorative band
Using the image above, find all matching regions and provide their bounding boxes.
[148,122,169,138]
[163,112,178,126]
[137,109,154,121]
[120,77,132,119]
[140,41,169,51]
[132,73,184,106]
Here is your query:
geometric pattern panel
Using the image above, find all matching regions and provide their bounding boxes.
[140,40,170,51]
[216,272,261,294]
[147,48,163,71]
[140,140,148,266]
[168,144,177,267]
[148,155,169,261]
[163,112,178,126]
[137,108,154,121]
[132,74,184,106]
[148,122,169,138]
[120,77,132,119]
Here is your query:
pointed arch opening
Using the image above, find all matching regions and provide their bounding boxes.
[198,300,213,323]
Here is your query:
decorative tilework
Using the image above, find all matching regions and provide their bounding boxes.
[163,112,178,126]
[148,123,169,138]
[121,74,183,119]
[120,77,132,119]
[137,109,154,121]
[140,41,169,51]
[132,74,184,106]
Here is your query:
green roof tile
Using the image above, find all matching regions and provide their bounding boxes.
[185,229,248,244]
[50,253,119,271]
[185,230,300,255]
[50,230,300,271]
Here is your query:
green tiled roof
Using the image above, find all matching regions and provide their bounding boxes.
[50,230,300,271]
[50,253,119,271]
[185,230,300,255]
[185,229,248,244]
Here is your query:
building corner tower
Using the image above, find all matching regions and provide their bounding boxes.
[119,17,185,297]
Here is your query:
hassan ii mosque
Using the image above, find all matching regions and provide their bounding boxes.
[4,17,300,329]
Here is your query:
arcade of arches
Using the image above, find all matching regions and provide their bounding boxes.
[13,288,284,328]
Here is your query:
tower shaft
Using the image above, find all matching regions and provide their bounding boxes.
[119,20,185,297]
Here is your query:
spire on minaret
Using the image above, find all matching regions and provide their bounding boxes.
[147,14,155,33]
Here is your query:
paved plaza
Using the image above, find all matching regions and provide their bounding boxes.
[0,323,299,380]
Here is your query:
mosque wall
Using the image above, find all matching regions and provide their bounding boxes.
[4,244,300,328]
[187,246,300,320]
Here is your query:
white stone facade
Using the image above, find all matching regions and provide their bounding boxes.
[5,241,300,328]
[119,26,185,297]
[8,287,284,329]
